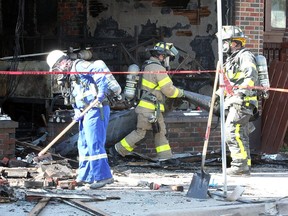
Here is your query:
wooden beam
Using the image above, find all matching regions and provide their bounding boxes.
[62,199,111,216]
[25,191,94,200]
[28,197,50,216]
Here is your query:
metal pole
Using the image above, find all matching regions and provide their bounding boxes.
[0,0,3,34]
[0,48,81,60]
[216,0,227,196]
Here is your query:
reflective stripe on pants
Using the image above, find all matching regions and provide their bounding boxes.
[116,112,172,159]
[225,106,252,168]
[77,107,112,183]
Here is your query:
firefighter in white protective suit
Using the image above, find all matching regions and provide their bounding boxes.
[217,26,259,176]
[109,42,185,163]
[46,50,121,188]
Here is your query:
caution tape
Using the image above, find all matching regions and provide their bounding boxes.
[0,70,215,75]
[0,69,287,93]
[219,85,288,93]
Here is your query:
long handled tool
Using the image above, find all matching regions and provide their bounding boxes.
[37,99,99,158]
[186,62,220,199]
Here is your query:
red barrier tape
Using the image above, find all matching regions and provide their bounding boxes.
[0,70,215,75]
[0,69,287,93]
[219,85,288,93]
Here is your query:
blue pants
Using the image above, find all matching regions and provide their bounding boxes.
[77,106,112,183]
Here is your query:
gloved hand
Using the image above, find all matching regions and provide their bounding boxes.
[213,94,220,116]
[178,88,185,98]
[115,94,123,101]
[224,95,244,109]
[73,109,84,122]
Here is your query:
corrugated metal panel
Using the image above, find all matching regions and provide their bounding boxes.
[261,60,288,153]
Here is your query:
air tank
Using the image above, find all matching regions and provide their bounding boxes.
[124,64,140,101]
[255,55,270,99]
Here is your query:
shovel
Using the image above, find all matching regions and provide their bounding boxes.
[35,99,99,161]
[186,62,220,199]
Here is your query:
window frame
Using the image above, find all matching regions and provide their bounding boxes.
[264,0,286,43]
[265,0,286,31]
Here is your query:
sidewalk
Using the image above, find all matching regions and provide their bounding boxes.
[1,164,287,216]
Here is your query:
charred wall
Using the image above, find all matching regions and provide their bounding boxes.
[1,0,224,102]
[0,0,233,141]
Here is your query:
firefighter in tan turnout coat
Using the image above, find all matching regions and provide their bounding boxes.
[109,42,184,162]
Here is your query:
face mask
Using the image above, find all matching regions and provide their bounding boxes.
[52,59,72,72]
[56,74,73,105]
[222,41,231,54]
[164,56,170,71]
[56,74,69,87]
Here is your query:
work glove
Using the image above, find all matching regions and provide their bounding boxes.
[178,88,185,98]
[114,94,123,101]
[224,95,244,109]
[73,109,84,122]
[213,94,220,116]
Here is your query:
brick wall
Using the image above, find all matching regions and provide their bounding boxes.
[129,110,260,156]
[45,109,263,157]
[133,111,221,157]
[0,121,18,159]
[45,110,222,157]
[58,0,85,36]
[234,0,265,54]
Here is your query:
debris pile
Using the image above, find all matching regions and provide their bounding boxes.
[0,157,77,189]
[1,135,288,215]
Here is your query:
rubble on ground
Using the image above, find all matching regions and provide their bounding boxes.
[0,140,288,215]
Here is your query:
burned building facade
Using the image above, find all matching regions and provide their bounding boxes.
[1,0,287,159]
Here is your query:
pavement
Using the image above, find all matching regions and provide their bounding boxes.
[0,162,288,216]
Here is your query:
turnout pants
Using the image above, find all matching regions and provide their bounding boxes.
[225,105,253,169]
[115,111,172,159]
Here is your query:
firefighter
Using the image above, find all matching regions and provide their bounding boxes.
[109,42,184,163]
[217,26,259,175]
[46,50,117,189]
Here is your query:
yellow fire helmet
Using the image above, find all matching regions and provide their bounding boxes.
[217,26,248,46]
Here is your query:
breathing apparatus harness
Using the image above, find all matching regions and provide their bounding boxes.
[224,48,270,100]
[223,48,271,121]
[53,59,75,106]
[138,60,165,133]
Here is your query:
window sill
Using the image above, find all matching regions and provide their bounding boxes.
[264,31,285,43]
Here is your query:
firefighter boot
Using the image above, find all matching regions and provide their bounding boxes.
[108,145,122,165]
[226,166,250,176]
